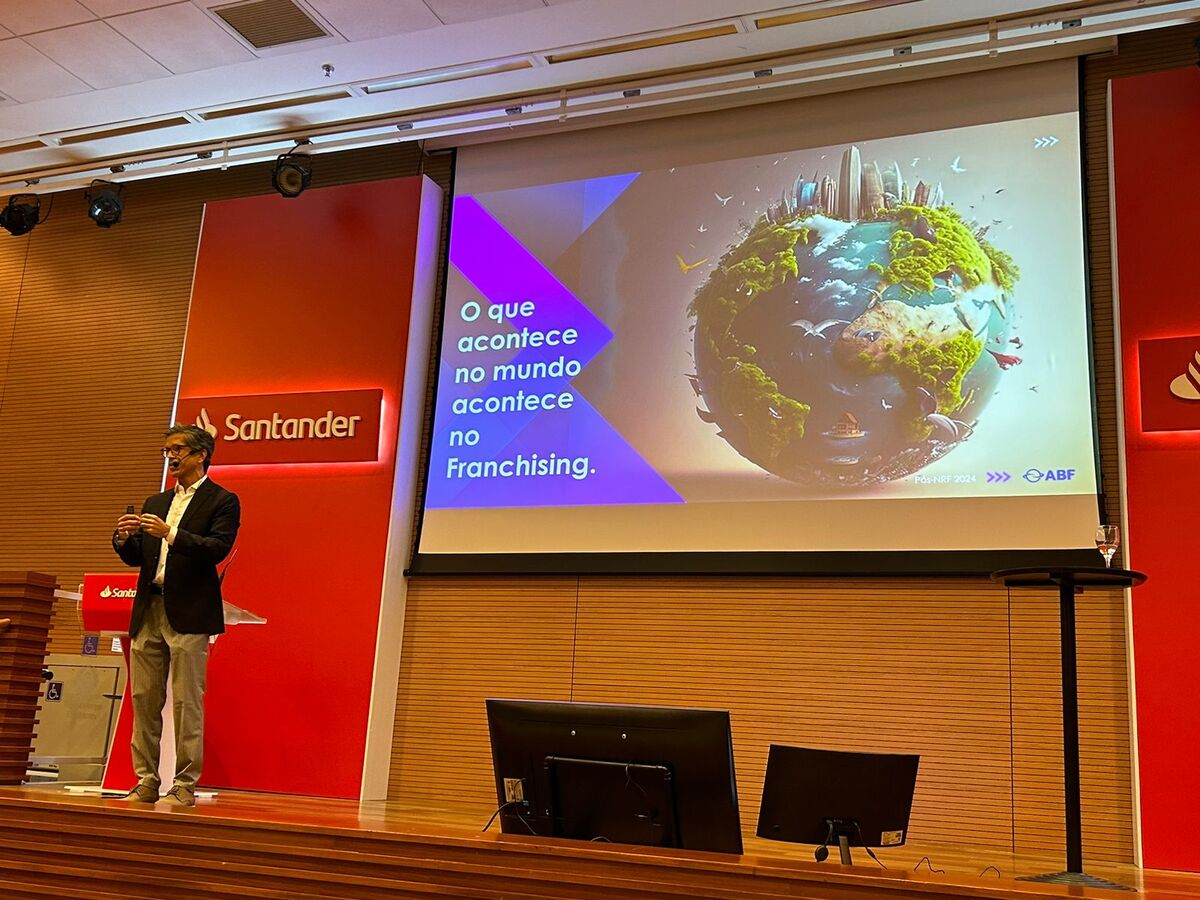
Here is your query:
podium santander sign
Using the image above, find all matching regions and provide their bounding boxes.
[176,389,383,465]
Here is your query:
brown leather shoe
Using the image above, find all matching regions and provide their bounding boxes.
[123,784,159,803]
[162,785,196,807]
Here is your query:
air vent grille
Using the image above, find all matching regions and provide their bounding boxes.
[58,117,192,147]
[199,90,352,121]
[0,140,46,156]
[756,0,922,29]
[547,24,738,64]
[213,0,327,49]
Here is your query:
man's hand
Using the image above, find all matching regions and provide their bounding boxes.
[138,514,170,539]
[115,514,141,542]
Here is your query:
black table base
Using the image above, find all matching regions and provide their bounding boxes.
[992,566,1146,891]
[1018,870,1135,891]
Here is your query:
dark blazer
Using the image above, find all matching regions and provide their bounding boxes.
[113,477,241,637]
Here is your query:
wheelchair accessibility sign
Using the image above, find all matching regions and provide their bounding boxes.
[46,682,63,702]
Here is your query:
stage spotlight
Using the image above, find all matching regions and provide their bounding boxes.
[271,142,312,198]
[86,181,124,228]
[0,194,41,236]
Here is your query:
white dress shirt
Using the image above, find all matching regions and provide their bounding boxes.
[154,475,207,586]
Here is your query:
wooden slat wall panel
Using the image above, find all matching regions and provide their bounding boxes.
[393,576,1134,861]
[570,578,1014,850]
[389,577,578,807]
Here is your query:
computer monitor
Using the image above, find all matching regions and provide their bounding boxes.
[485,698,743,854]
[756,744,920,864]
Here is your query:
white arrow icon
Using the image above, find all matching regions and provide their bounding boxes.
[1033,136,1059,149]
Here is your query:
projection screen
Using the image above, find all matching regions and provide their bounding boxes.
[414,58,1101,573]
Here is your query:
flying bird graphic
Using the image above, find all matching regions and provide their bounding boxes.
[790,318,848,338]
[697,224,708,233]
[715,192,732,206]
[911,157,920,167]
[676,254,709,274]
[950,156,965,173]
[987,349,1023,370]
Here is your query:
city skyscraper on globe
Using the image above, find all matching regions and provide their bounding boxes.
[820,175,837,214]
[838,146,861,220]
[882,161,905,208]
[862,161,885,214]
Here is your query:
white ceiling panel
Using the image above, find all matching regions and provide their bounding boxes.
[0,38,91,103]
[110,3,254,74]
[77,0,178,15]
[424,0,548,26]
[303,0,441,42]
[27,21,171,89]
[0,0,96,35]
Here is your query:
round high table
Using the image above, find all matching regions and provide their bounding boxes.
[991,566,1146,891]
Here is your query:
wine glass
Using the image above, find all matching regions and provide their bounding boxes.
[1095,525,1120,569]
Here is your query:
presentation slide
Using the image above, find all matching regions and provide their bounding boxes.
[419,97,1099,560]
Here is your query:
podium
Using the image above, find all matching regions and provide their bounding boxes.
[80,573,265,795]
[0,573,56,785]
[991,566,1146,890]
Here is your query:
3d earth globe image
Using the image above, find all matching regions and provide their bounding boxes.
[690,154,1020,487]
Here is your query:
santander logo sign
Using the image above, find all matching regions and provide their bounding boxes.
[1139,336,1200,432]
[99,585,136,599]
[176,389,383,465]
[1169,350,1200,401]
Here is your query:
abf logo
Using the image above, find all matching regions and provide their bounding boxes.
[196,407,218,437]
[1169,350,1200,401]
[99,585,136,599]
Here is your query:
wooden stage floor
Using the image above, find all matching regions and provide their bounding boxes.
[1,785,1198,899]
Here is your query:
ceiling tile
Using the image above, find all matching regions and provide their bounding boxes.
[303,0,440,42]
[0,0,96,35]
[110,3,253,73]
[26,21,170,89]
[77,0,177,15]
[423,0,546,26]
[0,38,91,102]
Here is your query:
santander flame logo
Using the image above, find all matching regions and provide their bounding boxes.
[1170,351,1200,401]
[196,407,218,437]
[100,585,112,598]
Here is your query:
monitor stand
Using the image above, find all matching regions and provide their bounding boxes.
[816,818,859,865]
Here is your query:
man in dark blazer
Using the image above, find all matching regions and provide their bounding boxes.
[113,423,240,806]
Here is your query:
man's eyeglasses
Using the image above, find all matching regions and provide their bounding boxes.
[161,446,196,458]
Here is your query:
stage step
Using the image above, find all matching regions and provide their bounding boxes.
[0,791,1145,900]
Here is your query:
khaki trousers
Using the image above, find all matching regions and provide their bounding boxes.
[129,594,209,790]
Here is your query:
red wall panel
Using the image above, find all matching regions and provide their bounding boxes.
[176,177,429,797]
[1111,66,1200,871]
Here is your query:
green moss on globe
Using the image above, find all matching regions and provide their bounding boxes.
[878,206,995,294]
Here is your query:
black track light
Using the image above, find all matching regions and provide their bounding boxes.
[272,140,312,198]
[0,194,41,236]
[86,180,124,228]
